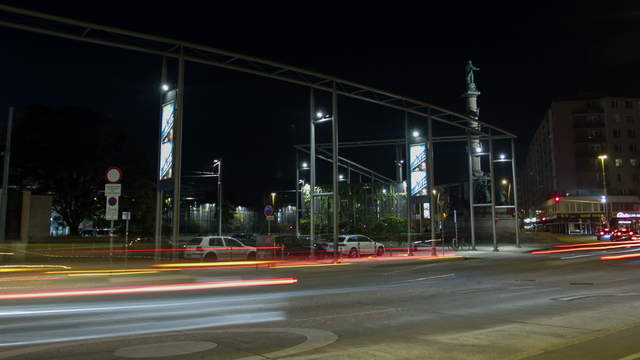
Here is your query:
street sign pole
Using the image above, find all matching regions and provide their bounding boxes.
[0,107,13,242]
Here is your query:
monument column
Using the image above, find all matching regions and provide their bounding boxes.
[463,60,482,175]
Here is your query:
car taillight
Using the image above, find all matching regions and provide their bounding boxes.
[600,232,604,236]
[196,247,203,251]
[630,231,634,235]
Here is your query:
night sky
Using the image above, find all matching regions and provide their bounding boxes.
[2,2,640,206]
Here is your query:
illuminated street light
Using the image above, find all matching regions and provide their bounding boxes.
[301,162,309,169]
[382,188,387,194]
[597,154,609,225]
[339,174,345,181]
[161,84,169,92]
[499,153,506,160]
[270,192,276,206]
[412,130,420,138]
[316,111,324,119]
[501,179,508,185]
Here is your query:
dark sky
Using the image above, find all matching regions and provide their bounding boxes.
[2,2,640,206]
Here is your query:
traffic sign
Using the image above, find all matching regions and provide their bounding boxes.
[264,205,273,217]
[105,183,122,197]
[266,215,274,221]
[106,196,119,220]
[105,167,123,184]
[122,211,131,220]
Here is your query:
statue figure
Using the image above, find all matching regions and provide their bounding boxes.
[465,60,480,91]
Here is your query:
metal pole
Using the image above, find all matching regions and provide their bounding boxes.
[171,45,185,257]
[332,82,339,259]
[488,131,498,251]
[0,107,13,242]
[467,133,476,250]
[428,114,436,255]
[218,159,222,236]
[405,112,412,255]
[511,138,520,247]
[295,150,300,238]
[309,88,316,254]
[600,157,609,227]
[154,57,167,259]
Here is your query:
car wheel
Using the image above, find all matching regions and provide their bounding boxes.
[376,246,384,256]
[203,253,217,262]
[246,252,256,261]
[348,248,359,258]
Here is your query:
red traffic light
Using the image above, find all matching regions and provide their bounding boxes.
[554,196,561,203]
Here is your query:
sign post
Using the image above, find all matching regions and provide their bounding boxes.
[105,167,123,261]
[264,205,274,236]
[122,211,131,264]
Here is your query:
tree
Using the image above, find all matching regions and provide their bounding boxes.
[13,105,131,235]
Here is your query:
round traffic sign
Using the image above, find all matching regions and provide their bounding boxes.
[108,197,118,206]
[264,205,273,217]
[105,167,123,184]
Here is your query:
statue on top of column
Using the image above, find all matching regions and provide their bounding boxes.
[465,60,480,92]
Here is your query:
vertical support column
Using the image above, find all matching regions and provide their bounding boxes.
[0,107,13,242]
[155,57,167,259]
[488,130,498,251]
[172,46,185,257]
[467,133,476,250]
[404,112,412,255]
[331,82,339,258]
[218,159,222,236]
[295,150,300,237]
[511,138,520,247]
[428,113,436,255]
[309,88,316,253]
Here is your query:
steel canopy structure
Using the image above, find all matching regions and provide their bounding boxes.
[0,4,519,251]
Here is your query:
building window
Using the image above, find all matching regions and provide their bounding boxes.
[611,100,618,108]
[631,159,639,167]
[626,100,634,109]
[626,115,635,124]
[613,129,621,138]
[614,144,623,153]
[591,144,602,153]
[629,129,637,138]
[631,144,639,153]
[616,158,624,167]
[617,173,623,183]
[612,114,621,123]
[633,174,640,184]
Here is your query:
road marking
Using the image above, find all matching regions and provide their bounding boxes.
[114,341,218,358]
[294,308,400,322]
[392,273,455,284]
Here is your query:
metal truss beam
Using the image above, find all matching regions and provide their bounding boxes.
[0,4,516,139]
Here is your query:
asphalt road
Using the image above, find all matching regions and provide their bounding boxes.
[2,244,640,359]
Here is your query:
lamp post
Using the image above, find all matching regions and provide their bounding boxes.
[501,178,511,203]
[213,159,222,236]
[598,155,609,226]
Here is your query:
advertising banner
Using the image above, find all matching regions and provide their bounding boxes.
[410,143,428,196]
[159,101,175,180]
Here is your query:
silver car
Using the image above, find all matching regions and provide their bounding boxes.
[184,236,257,261]
[322,235,385,257]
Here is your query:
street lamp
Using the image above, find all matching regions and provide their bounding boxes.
[213,159,222,236]
[301,161,309,170]
[271,192,276,206]
[598,154,609,225]
[412,130,420,138]
[500,178,511,203]
[161,84,169,92]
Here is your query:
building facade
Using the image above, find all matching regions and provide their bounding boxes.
[523,97,640,212]
[520,97,640,232]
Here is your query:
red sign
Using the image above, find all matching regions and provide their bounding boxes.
[105,167,123,184]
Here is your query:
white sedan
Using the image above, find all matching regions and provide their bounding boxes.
[184,236,257,261]
[322,235,385,257]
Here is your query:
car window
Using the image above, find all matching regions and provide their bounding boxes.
[347,237,358,243]
[226,238,243,247]
[208,238,224,247]
[188,238,203,246]
[360,236,372,243]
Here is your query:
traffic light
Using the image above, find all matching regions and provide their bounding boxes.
[554,196,561,203]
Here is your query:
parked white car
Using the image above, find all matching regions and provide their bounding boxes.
[321,235,385,257]
[184,236,257,261]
